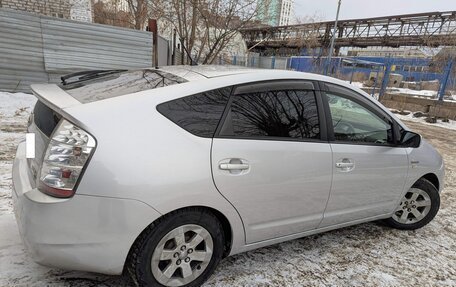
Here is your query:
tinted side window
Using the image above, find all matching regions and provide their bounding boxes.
[157,87,230,137]
[220,89,320,140]
[326,93,392,144]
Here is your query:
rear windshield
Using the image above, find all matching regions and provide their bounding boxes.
[60,69,187,103]
[33,100,62,137]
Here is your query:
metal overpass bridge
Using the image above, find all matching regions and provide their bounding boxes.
[241,11,456,54]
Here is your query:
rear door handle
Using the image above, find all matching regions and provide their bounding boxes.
[335,162,354,168]
[219,163,249,170]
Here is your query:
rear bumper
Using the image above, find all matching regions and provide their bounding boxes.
[12,142,162,275]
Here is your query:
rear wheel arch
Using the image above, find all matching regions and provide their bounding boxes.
[124,206,233,272]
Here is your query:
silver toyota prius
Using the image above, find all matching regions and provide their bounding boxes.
[12,66,444,287]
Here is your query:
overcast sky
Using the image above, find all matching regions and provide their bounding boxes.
[294,0,455,21]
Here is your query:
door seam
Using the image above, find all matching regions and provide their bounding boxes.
[209,138,248,243]
[317,142,334,228]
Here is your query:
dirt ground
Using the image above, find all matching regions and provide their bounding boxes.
[0,93,455,287]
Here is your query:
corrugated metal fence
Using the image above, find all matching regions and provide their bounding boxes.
[0,9,48,92]
[0,9,168,92]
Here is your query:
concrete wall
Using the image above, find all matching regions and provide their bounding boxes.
[69,0,92,22]
[380,93,456,120]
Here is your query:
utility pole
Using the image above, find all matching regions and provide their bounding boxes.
[172,29,176,65]
[148,19,159,68]
[325,0,341,75]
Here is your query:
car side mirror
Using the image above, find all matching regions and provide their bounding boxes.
[400,131,421,148]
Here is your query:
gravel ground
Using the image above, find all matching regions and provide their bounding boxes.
[0,92,455,287]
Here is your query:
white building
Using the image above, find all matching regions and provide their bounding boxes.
[278,0,294,26]
[257,0,295,26]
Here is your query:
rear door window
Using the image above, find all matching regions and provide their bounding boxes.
[219,87,320,140]
[157,87,231,138]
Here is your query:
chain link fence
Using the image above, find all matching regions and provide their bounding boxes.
[212,54,455,102]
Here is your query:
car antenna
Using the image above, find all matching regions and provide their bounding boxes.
[181,40,197,66]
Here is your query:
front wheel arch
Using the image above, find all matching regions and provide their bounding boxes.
[385,177,440,230]
[421,173,439,191]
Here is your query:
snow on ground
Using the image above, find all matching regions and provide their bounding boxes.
[346,81,364,89]
[0,92,36,215]
[1,92,456,286]
[394,112,456,131]
[0,91,36,119]
[346,81,456,101]
[390,88,438,98]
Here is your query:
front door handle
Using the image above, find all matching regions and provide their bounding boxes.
[219,163,249,170]
[335,158,355,172]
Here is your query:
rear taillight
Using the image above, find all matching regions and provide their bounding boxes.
[39,119,96,198]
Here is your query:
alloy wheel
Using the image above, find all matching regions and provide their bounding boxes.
[392,188,431,224]
[151,224,214,287]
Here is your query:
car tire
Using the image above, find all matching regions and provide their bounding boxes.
[384,178,440,230]
[127,208,225,287]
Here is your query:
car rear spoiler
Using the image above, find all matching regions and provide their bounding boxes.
[30,84,81,112]
[30,84,85,128]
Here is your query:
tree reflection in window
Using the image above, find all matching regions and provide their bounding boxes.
[229,90,320,139]
[157,87,231,137]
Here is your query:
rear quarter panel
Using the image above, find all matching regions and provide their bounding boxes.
[63,80,248,254]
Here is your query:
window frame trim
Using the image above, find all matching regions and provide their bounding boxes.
[320,81,400,147]
[214,80,327,143]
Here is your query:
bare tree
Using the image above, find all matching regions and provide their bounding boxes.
[256,13,324,57]
[93,0,134,28]
[293,13,324,58]
[93,0,148,30]
[149,0,261,64]
[94,0,265,64]
[126,0,148,30]
[232,90,320,138]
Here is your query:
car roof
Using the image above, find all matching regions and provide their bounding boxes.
[190,65,258,77]
[159,65,346,85]
[159,65,260,80]
[158,65,374,98]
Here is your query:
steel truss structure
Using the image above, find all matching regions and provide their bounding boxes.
[242,11,456,53]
